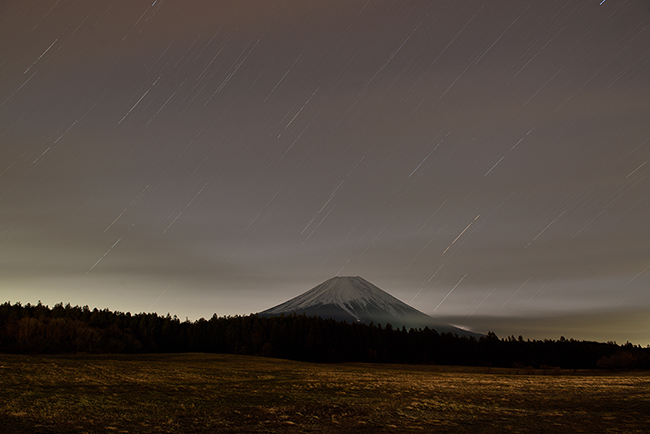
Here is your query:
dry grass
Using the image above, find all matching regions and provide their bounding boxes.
[1,353,649,433]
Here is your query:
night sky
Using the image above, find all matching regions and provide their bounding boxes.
[2,0,649,344]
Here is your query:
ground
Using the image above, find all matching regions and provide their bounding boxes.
[1,353,649,433]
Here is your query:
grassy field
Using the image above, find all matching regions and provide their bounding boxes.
[1,353,649,433]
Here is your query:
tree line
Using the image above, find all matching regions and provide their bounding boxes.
[1,301,648,369]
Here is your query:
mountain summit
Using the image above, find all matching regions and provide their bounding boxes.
[259,276,477,336]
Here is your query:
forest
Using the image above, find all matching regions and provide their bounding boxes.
[1,301,648,369]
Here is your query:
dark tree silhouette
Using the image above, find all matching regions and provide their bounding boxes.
[1,301,648,369]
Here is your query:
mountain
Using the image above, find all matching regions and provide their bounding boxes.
[259,276,479,337]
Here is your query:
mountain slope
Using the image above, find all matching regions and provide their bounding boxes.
[259,276,478,336]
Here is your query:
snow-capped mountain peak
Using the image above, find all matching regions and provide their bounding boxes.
[267,276,407,320]
[259,276,478,336]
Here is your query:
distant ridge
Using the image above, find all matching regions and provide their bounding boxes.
[259,276,479,337]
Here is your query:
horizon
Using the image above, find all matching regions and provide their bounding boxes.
[5,274,649,345]
[2,1,650,346]
[5,295,650,347]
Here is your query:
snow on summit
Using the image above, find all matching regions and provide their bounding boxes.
[259,276,479,336]
[269,276,407,319]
